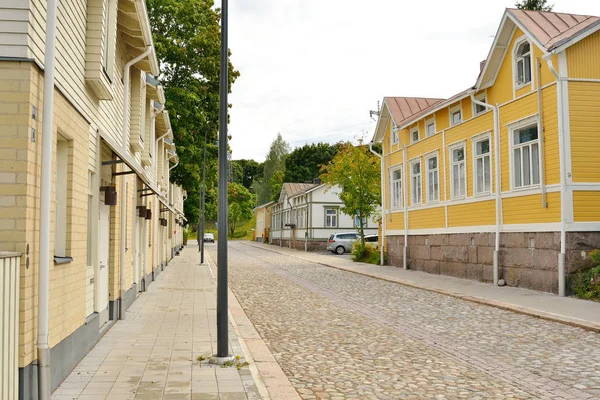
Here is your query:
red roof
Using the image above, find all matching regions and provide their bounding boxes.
[508,8,600,51]
[384,97,444,126]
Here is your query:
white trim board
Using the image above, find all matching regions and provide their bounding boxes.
[386,222,600,236]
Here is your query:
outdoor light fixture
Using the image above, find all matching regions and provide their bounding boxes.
[100,186,117,206]
[145,209,152,220]
[160,218,167,226]
[137,206,147,217]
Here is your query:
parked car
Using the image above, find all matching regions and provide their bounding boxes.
[364,234,378,248]
[327,232,360,255]
[203,233,215,243]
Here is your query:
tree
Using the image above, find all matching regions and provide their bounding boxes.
[283,142,341,183]
[253,133,290,204]
[228,183,254,237]
[515,0,553,11]
[231,159,263,191]
[320,141,381,244]
[147,0,240,225]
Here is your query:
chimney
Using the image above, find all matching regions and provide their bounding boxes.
[480,60,486,72]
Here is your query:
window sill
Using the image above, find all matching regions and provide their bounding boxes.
[54,256,73,265]
[511,184,541,192]
[515,82,531,90]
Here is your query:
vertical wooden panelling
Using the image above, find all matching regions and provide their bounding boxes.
[567,31,600,79]
[569,81,600,183]
[1,253,20,400]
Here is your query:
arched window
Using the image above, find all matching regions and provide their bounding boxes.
[515,41,532,86]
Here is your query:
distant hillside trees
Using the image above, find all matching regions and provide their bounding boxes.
[283,142,342,184]
[252,133,290,204]
[515,0,553,11]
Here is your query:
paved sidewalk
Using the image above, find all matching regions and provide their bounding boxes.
[52,243,266,400]
[246,241,600,332]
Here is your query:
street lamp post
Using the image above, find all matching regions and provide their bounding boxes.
[200,131,207,265]
[213,0,232,363]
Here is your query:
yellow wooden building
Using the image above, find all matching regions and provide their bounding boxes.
[373,8,600,295]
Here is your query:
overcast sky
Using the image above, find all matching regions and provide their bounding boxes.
[217,0,600,161]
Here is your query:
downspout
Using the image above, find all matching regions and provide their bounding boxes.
[536,57,547,208]
[471,91,501,286]
[544,54,567,297]
[369,142,385,266]
[120,46,153,320]
[392,126,409,270]
[38,0,59,396]
[287,198,293,249]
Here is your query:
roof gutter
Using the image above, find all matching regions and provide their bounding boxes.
[369,142,385,266]
[543,52,567,297]
[470,91,501,287]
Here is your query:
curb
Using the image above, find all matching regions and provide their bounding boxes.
[243,242,600,334]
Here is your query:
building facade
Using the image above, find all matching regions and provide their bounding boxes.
[253,201,275,243]
[270,183,378,251]
[373,8,600,294]
[0,0,186,397]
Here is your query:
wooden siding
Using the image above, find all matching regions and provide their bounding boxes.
[566,31,600,79]
[573,191,600,222]
[502,192,561,224]
[386,211,404,231]
[0,1,31,59]
[408,208,445,230]
[447,200,495,227]
[568,81,600,183]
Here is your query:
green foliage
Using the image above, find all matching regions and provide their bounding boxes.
[351,242,386,265]
[231,159,263,191]
[570,249,600,300]
[283,143,342,183]
[228,183,254,238]
[320,140,381,244]
[147,0,240,225]
[515,0,553,11]
[253,134,290,205]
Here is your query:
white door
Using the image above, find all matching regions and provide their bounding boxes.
[97,200,110,327]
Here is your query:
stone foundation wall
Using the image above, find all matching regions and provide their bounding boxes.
[270,238,328,252]
[386,232,600,294]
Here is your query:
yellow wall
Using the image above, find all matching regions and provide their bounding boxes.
[386,211,405,230]
[573,191,600,222]
[448,200,495,227]
[503,192,561,224]
[567,31,600,79]
[569,81,600,183]
[408,208,445,230]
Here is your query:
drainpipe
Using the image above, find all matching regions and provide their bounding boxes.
[471,91,501,286]
[38,0,59,397]
[392,126,409,270]
[369,142,385,266]
[536,58,547,209]
[544,54,567,297]
[120,46,152,320]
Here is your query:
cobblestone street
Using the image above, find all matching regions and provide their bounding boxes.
[209,242,600,400]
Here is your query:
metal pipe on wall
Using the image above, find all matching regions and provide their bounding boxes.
[369,143,385,265]
[38,0,59,396]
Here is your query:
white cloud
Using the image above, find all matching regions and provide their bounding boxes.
[220,0,600,161]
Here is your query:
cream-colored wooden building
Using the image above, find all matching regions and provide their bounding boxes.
[0,0,186,397]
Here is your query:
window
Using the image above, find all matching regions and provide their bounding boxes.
[512,123,540,188]
[450,144,466,198]
[474,92,487,115]
[515,40,532,86]
[325,208,338,227]
[391,124,399,144]
[410,160,422,206]
[411,127,419,143]
[426,155,439,203]
[55,138,71,257]
[450,105,462,126]
[474,135,491,194]
[426,119,435,137]
[390,167,402,209]
[354,216,367,229]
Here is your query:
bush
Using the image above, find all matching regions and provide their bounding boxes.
[351,241,387,265]
[569,249,600,301]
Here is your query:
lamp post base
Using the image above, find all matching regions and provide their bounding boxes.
[209,354,234,365]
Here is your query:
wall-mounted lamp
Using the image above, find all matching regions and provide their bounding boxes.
[137,205,147,217]
[145,209,152,220]
[100,186,117,206]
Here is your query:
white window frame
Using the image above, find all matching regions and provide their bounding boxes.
[391,122,399,145]
[325,208,338,228]
[389,165,403,210]
[410,126,419,144]
[410,159,422,206]
[55,138,69,257]
[425,152,440,203]
[472,132,492,196]
[449,141,467,200]
[509,116,541,190]
[513,36,533,91]
[354,215,367,229]
[473,91,488,116]
[450,104,462,126]
[425,118,436,138]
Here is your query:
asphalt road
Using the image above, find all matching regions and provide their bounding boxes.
[208,242,600,400]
